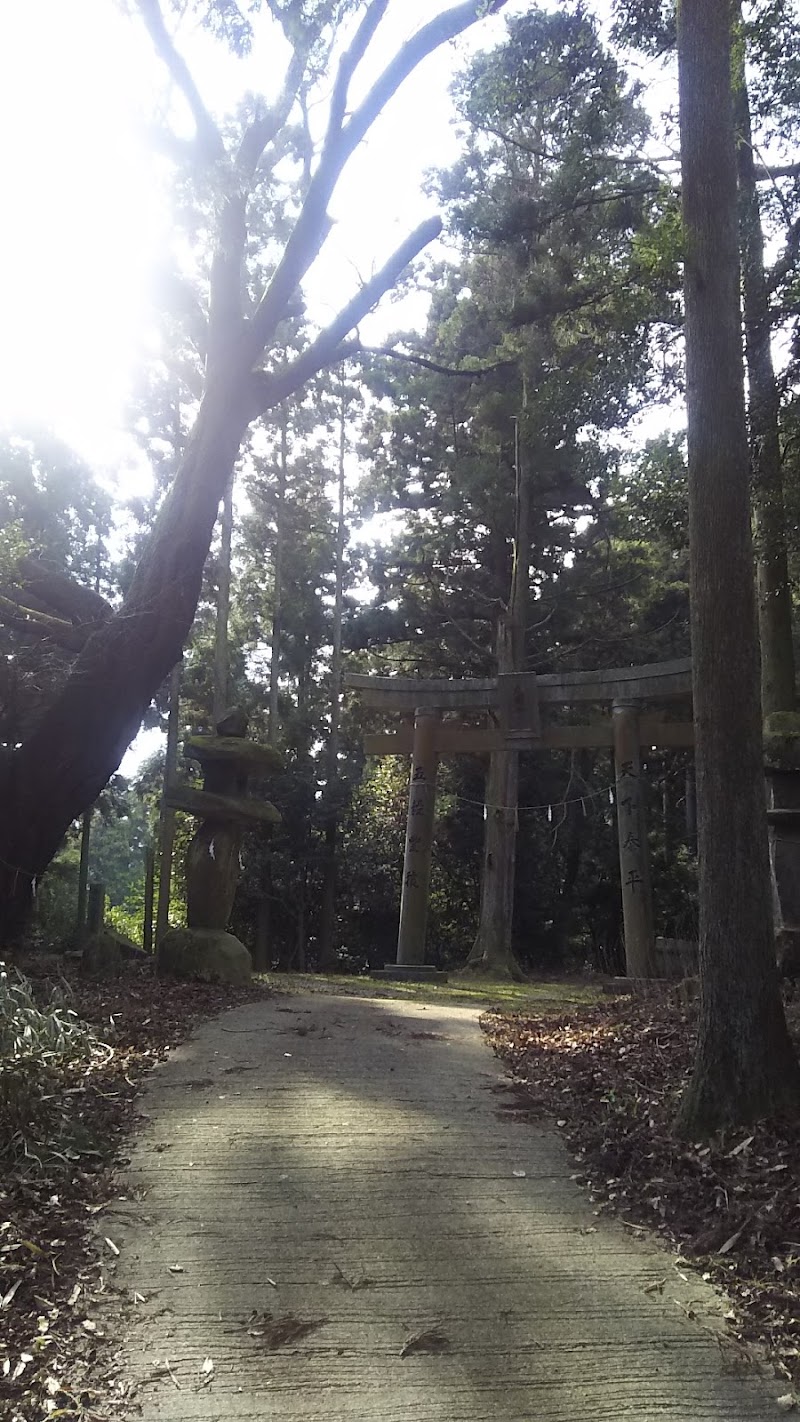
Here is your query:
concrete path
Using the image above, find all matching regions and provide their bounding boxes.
[102,993,777,1420]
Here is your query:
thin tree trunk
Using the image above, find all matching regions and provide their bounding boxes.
[676,0,800,1134]
[268,411,287,740]
[550,750,591,967]
[685,763,697,852]
[213,473,234,723]
[254,410,288,971]
[155,660,181,947]
[293,654,312,971]
[467,411,527,980]
[318,376,347,971]
[76,807,92,944]
[142,844,155,955]
[733,21,796,717]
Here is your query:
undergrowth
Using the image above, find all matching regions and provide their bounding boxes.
[0,962,109,1168]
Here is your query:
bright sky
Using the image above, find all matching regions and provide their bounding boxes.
[0,0,518,487]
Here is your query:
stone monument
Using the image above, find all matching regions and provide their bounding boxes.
[157,708,282,984]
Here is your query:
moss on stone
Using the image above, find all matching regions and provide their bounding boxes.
[764,712,800,772]
[165,785,281,825]
[157,927,252,985]
[184,736,283,772]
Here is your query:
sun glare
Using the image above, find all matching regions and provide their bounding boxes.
[0,2,511,484]
[0,2,161,472]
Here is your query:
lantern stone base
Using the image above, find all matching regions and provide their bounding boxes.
[370,965,449,983]
[157,927,252,986]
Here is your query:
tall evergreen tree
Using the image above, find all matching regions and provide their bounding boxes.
[675,0,800,1133]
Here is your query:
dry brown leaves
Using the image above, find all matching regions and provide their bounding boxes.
[481,996,800,1386]
[1,969,273,1421]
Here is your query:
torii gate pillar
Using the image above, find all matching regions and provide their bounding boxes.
[612,699,656,977]
[396,708,441,967]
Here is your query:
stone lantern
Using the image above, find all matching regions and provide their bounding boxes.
[157,708,282,984]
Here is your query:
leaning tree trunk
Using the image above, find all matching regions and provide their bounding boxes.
[676,0,800,1135]
[0,0,514,948]
[0,372,251,941]
[733,22,796,717]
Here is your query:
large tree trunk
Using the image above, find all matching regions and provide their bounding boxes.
[733,22,796,717]
[0,374,250,940]
[676,0,800,1135]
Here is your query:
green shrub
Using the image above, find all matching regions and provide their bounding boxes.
[0,963,106,1168]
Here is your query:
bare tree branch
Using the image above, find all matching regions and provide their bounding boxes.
[247,0,510,358]
[356,343,517,378]
[328,1,390,136]
[137,0,225,160]
[249,216,442,413]
[0,595,91,653]
[755,160,800,182]
[237,44,310,179]
[16,559,113,625]
[341,0,509,158]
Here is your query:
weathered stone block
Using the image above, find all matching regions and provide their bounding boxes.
[157,927,252,986]
[653,936,698,979]
[82,931,124,979]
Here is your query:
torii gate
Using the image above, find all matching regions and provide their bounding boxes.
[345,658,694,979]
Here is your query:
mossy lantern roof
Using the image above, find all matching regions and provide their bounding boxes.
[183,735,283,774]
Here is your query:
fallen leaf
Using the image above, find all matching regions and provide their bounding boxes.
[1,1279,22,1309]
[718,1224,747,1256]
[729,1136,755,1158]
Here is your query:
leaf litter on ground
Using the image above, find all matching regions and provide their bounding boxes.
[1,963,274,1421]
[481,992,800,1388]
